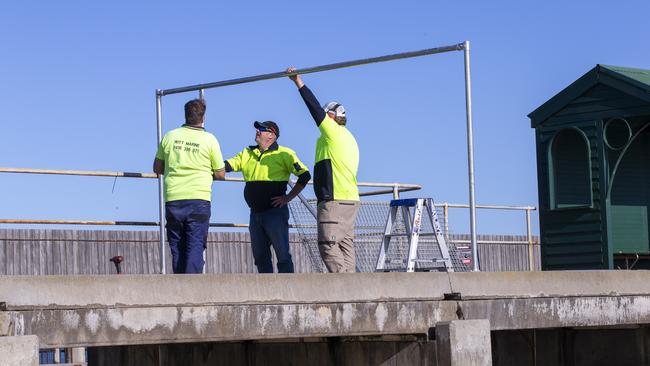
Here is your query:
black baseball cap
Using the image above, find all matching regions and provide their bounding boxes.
[254,121,280,137]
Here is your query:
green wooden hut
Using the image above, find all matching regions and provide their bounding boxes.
[528,65,650,270]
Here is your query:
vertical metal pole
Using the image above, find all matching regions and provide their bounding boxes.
[156,90,167,274]
[463,41,479,272]
[392,184,399,199]
[443,203,449,242]
[199,87,207,274]
[526,208,534,271]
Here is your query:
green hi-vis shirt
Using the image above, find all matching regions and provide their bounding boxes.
[155,125,224,202]
[314,116,359,202]
[226,143,309,212]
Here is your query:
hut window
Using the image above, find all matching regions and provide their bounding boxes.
[550,129,592,208]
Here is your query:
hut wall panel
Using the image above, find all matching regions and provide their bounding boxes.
[537,95,608,269]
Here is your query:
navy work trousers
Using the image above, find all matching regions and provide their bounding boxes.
[249,206,294,273]
[165,199,211,274]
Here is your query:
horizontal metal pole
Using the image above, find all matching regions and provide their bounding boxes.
[441,203,537,211]
[452,239,538,245]
[159,43,465,96]
[360,186,420,197]
[0,167,158,179]
[0,167,421,191]
[0,219,249,228]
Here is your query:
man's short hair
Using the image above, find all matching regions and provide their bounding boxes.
[185,99,206,126]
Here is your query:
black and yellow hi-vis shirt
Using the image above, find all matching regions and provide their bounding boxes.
[225,142,311,212]
[298,86,359,202]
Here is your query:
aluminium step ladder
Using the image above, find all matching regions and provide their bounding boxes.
[375,198,454,272]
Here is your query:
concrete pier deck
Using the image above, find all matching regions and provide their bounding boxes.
[1,271,650,348]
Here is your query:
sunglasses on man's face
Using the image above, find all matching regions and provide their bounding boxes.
[257,127,274,134]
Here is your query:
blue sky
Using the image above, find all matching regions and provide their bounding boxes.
[1,1,648,235]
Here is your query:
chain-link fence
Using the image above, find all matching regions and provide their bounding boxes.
[288,199,471,272]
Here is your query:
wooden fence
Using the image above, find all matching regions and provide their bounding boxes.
[0,229,540,275]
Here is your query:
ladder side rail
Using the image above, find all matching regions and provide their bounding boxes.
[406,199,425,272]
[375,205,398,271]
[427,199,454,272]
[400,205,413,238]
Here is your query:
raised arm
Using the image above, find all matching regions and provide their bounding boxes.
[287,67,326,126]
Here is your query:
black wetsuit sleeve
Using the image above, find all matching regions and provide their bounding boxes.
[298,85,326,126]
[296,171,311,186]
[224,161,233,172]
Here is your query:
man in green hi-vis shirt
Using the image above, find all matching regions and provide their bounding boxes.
[154,98,225,274]
[287,67,360,273]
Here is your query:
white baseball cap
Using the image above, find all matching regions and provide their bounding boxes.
[323,101,346,119]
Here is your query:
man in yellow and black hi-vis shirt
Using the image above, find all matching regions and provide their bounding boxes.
[154,99,225,274]
[225,121,310,273]
[287,67,360,273]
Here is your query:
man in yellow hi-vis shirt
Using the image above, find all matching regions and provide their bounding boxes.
[225,121,311,273]
[287,67,360,273]
[153,99,225,274]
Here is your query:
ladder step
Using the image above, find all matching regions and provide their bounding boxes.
[410,259,450,263]
[389,198,419,207]
[386,233,437,237]
[387,259,406,264]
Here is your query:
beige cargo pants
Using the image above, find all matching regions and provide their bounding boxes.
[317,200,360,273]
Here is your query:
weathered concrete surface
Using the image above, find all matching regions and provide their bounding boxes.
[460,295,650,330]
[0,312,11,336]
[0,335,39,366]
[7,302,458,347]
[449,271,650,299]
[436,320,491,366]
[3,271,649,310]
[0,273,452,309]
[2,271,650,347]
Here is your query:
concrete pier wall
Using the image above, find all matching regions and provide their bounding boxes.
[2,271,650,365]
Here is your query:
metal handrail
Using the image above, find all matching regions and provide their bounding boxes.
[0,167,420,197]
[439,202,538,271]
[1,166,539,271]
[0,165,423,228]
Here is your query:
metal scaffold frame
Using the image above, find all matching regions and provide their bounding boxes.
[155,41,479,273]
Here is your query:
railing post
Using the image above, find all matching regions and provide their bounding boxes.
[156,90,167,274]
[443,203,450,242]
[392,184,399,199]
[462,41,479,272]
[199,87,206,274]
[526,208,534,271]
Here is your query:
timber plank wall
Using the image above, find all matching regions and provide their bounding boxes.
[0,229,540,274]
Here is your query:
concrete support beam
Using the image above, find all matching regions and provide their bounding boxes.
[0,335,39,366]
[435,320,491,366]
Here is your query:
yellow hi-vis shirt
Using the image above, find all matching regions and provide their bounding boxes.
[155,125,224,202]
[226,143,310,211]
[314,116,359,202]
